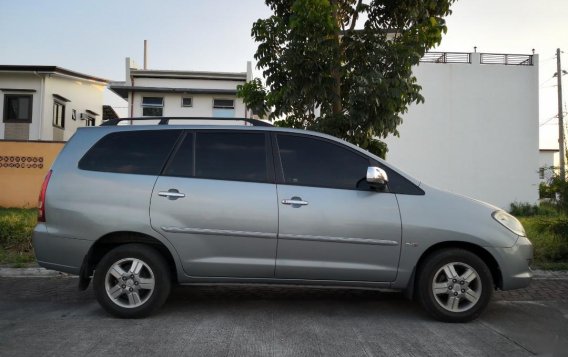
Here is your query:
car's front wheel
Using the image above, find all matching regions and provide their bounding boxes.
[416,248,493,322]
[93,244,171,318]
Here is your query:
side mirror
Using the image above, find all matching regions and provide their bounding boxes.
[367,166,388,186]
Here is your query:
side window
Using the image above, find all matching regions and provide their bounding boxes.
[79,130,181,175]
[195,132,268,182]
[277,134,369,190]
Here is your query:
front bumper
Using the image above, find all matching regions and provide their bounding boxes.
[32,223,92,275]
[487,236,533,290]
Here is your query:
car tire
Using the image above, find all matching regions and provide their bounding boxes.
[93,244,171,318]
[416,248,493,323]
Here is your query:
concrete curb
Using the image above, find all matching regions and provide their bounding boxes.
[0,267,73,278]
[0,267,567,279]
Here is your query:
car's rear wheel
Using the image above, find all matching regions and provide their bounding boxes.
[94,244,171,318]
[416,248,493,322]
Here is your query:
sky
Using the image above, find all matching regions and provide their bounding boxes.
[1,0,567,148]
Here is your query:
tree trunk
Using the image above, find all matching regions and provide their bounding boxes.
[330,0,342,115]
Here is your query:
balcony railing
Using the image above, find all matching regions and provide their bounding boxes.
[479,53,533,66]
[421,52,471,64]
[420,52,534,66]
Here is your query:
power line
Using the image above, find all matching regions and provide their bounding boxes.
[540,115,559,126]
[540,76,556,87]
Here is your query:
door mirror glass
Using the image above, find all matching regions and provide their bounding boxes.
[367,166,388,186]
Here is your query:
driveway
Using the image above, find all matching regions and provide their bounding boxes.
[0,276,567,357]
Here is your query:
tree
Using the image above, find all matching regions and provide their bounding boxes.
[238,0,455,157]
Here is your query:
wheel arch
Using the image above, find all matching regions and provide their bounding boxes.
[406,241,503,299]
[79,231,179,290]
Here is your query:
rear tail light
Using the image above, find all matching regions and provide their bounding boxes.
[38,170,52,222]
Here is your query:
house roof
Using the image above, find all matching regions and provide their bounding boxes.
[108,84,238,99]
[129,69,246,81]
[0,65,108,83]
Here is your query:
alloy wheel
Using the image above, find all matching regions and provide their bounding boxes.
[104,258,155,308]
[431,262,482,313]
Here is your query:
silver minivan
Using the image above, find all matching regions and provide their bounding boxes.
[32,118,533,322]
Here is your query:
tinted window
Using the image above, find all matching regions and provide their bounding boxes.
[79,130,181,175]
[277,134,369,190]
[195,132,267,182]
[163,133,194,177]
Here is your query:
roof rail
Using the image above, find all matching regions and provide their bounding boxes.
[100,117,273,127]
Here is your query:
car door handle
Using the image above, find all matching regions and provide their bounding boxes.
[158,189,185,200]
[281,198,309,206]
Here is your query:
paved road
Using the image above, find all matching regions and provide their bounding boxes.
[0,277,567,357]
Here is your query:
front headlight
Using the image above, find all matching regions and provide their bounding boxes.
[492,210,526,237]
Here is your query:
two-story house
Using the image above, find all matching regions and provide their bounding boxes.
[109,58,251,119]
[0,65,107,141]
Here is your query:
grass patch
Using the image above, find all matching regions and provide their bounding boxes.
[519,215,568,270]
[0,207,36,267]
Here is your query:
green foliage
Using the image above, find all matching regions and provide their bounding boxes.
[539,181,555,199]
[0,208,36,266]
[242,0,456,157]
[535,216,568,238]
[537,167,568,214]
[520,216,568,269]
[509,202,540,217]
[236,78,270,118]
[509,202,558,217]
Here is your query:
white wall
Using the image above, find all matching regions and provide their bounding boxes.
[0,73,43,140]
[43,75,105,141]
[131,92,246,118]
[133,77,243,91]
[383,53,539,210]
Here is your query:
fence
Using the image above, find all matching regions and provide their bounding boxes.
[0,140,64,208]
[420,52,471,64]
[479,53,533,65]
[420,52,534,66]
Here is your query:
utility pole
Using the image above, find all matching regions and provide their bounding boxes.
[557,48,565,180]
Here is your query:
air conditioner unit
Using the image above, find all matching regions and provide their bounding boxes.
[79,113,87,120]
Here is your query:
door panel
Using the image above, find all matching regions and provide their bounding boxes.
[276,185,401,282]
[274,133,402,282]
[151,177,278,278]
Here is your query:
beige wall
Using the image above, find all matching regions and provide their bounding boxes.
[0,140,63,208]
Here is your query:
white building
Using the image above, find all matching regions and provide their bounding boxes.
[0,66,107,141]
[538,149,559,183]
[384,52,539,210]
[109,58,251,119]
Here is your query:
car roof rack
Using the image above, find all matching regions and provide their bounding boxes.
[100,117,273,127]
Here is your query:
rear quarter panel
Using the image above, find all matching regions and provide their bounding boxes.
[41,128,183,273]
